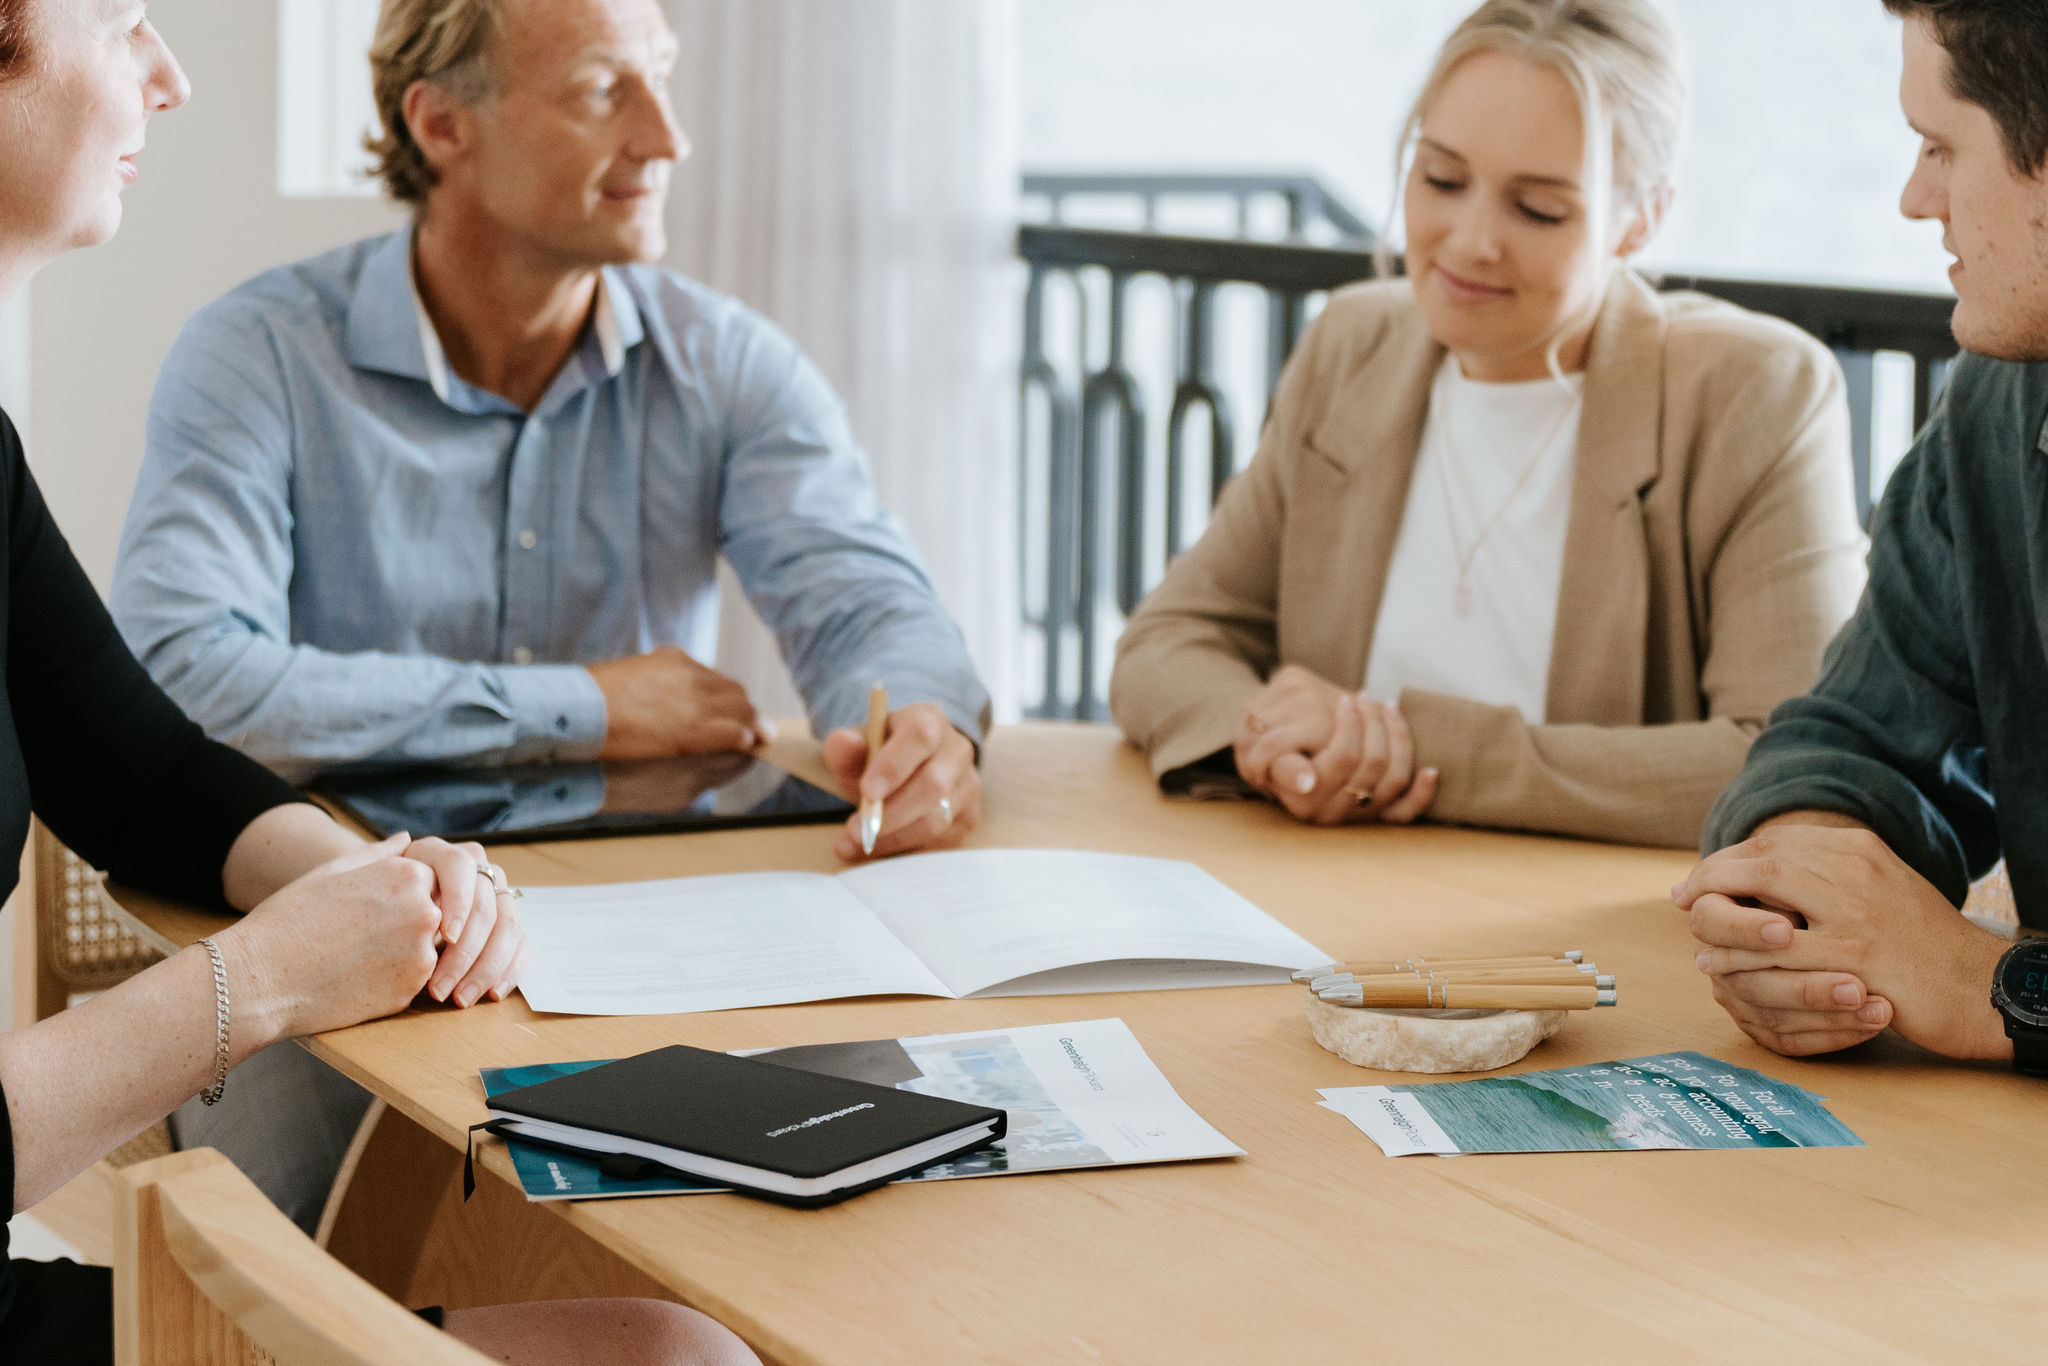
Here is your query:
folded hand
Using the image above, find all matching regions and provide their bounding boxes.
[1673,818,2009,1060]
[1231,666,1437,826]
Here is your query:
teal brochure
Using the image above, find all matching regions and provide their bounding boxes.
[482,1018,1241,1200]
[1318,1051,1863,1156]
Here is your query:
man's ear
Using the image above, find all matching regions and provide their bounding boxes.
[1614,183,1674,260]
[402,79,475,184]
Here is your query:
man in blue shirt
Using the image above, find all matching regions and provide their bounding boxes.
[111,0,988,868]
[110,0,989,1227]
[1674,1,2048,1064]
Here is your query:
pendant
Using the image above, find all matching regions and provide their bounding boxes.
[1453,579,1473,617]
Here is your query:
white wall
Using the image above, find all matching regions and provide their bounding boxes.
[1021,0,1948,291]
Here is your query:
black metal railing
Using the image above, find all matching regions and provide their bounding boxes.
[1016,217,1958,721]
[1022,170,1375,242]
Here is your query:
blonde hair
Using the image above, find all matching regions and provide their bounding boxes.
[364,0,508,205]
[1378,0,1687,284]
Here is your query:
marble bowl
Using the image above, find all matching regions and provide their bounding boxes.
[1306,993,1566,1074]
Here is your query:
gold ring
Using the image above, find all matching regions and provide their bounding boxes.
[1245,713,1269,735]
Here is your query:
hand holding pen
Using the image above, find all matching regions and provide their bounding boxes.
[821,683,982,861]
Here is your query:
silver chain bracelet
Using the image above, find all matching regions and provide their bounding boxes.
[196,936,230,1106]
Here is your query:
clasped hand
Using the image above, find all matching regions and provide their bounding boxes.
[1672,818,2011,1060]
[230,834,531,1042]
[1230,665,1438,825]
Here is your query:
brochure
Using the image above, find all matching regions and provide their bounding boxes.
[1319,1051,1863,1156]
[482,1017,1242,1201]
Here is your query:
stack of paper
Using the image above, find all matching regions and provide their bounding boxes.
[1320,1050,1863,1156]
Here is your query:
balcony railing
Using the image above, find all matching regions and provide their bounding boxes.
[1014,175,1958,722]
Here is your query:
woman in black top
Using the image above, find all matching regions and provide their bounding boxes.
[0,3,753,1363]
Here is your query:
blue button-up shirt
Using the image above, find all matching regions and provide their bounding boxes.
[110,228,989,776]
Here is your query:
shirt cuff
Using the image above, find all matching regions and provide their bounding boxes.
[497,664,608,762]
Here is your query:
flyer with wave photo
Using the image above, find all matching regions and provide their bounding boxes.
[1319,1051,1863,1156]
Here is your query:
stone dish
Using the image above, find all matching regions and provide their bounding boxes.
[1306,993,1566,1074]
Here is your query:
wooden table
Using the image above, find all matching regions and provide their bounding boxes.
[106,724,2047,1364]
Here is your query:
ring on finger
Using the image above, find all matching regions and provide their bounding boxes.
[477,861,523,900]
[1343,785,1372,805]
[938,796,954,827]
[1244,712,1268,735]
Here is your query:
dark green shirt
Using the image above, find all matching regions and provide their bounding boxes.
[1703,350,2047,925]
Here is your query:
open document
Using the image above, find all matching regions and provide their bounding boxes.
[481,1018,1243,1201]
[515,849,1329,1016]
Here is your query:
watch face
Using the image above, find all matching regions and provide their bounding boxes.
[1994,942,2048,1028]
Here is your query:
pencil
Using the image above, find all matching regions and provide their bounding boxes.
[860,683,889,856]
[1292,952,1584,984]
[1294,950,1581,983]
[1316,983,1617,1010]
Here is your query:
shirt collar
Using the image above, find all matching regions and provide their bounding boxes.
[344,224,647,410]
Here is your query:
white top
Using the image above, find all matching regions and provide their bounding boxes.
[1361,355,1584,726]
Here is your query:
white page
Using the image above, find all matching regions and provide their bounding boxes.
[516,873,952,1015]
[1318,1088,1463,1156]
[838,849,1330,998]
[911,1018,1244,1168]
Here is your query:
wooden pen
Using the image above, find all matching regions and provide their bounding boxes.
[1292,952,1582,983]
[860,683,889,856]
[1316,982,1617,1010]
[1317,967,1613,989]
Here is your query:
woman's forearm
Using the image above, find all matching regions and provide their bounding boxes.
[220,802,362,911]
[1403,690,1759,848]
[0,929,288,1211]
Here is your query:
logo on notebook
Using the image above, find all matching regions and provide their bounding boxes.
[765,1102,875,1138]
[546,1161,572,1191]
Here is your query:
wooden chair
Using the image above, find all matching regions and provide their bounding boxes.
[115,1147,493,1366]
[14,819,163,1025]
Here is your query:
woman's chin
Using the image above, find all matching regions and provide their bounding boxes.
[65,197,126,252]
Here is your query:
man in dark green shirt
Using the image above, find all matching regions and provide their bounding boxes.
[1673,0,2048,1062]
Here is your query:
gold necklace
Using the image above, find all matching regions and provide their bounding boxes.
[1432,371,1580,618]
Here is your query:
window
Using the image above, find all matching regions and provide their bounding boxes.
[277,0,381,198]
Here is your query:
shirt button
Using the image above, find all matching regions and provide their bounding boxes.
[517,528,538,551]
[512,646,534,665]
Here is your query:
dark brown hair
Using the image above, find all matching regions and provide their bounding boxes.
[0,0,28,81]
[1884,0,2048,175]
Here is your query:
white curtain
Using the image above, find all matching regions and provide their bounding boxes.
[665,0,1022,726]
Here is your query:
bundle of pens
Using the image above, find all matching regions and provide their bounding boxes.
[1294,951,1617,1012]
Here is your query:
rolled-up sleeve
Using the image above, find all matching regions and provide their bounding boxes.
[712,311,991,746]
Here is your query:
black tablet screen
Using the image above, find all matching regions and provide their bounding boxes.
[314,752,856,844]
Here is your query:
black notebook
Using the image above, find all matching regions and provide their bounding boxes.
[484,1044,1007,1207]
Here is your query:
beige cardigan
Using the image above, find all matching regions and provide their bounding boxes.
[1108,269,1867,848]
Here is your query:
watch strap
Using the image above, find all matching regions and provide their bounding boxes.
[2011,1025,2048,1078]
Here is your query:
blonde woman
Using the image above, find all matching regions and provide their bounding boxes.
[1110,0,1866,848]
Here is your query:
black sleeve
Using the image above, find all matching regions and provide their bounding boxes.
[1700,364,2000,904]
[2,412,306,909]
[0,1077,115,1366]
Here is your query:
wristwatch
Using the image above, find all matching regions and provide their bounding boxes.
[1990,940,2048,1077]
